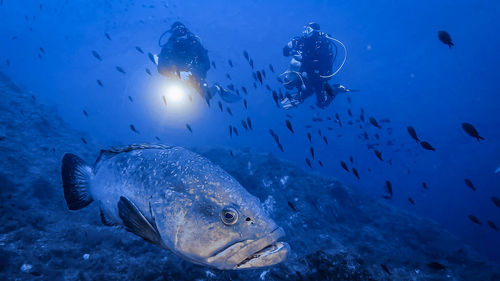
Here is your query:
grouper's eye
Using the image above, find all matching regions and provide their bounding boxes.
[221,207,238,225]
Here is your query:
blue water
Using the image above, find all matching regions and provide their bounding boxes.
[1,0,499,265]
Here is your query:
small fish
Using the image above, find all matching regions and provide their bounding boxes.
[374,150,383,161]
[438,31,454,48]
[211,61,217,69]
[352,168,359,179]
[148,52,156,64]
[369,117,380,128]
[269,64,275,73]
[318,160,323,167]
[491,197,500,208]
[322,136,328,145]
[229,150,234,157]
[427,262,446,271]
[420,141,435,151]
[155,136,161,141]
[91,50,102,61]
[186,124,193,133]
[310,147,315,159]
[241,87,248,95]
[464,179,476,191]
[241,120,248,131]
[347,109,352,117]
[287,201,296,211]
[105,33,111,40]
[233,127,239,136]
[162,96,167,106]
[305,158,312,168]
[285,120,294,133]
[249,59,254,69]
[349,156,354,163]
[408,197,415,205]
[135,46,144,54]
[487,221,499,232]
[228,59,233,67]
[272,91,280,108]
[468,215,481,225]
[243,50,249,61]
[226,107,233,116]
[82,110,88,117]
[380,264,391,275]
[246,117,253,130]
[407,126,420,142]
[39,47,45,54]
[243,99,248,109]
[461,123,484,142]
[340,161,349,172]
[145,68,152,76]
[384,181,393,198]
[81,137,87,144]
[256,71,263,84]
[229,126,233,138]
[307,133,312,143]
[422,182,428,189]
[129,124,139,134]
[97,80,103,87]
[116,66,126,74]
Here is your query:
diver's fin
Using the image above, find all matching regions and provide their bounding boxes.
[100,208,117,227]
[61,153,93,210]
[118,196,162,245]
[219,91,241,103]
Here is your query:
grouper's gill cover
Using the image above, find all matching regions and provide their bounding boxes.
[61,144,290,270]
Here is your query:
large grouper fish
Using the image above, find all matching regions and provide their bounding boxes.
[61,144,289,270]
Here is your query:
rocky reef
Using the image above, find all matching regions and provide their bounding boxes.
[1,71,499,280]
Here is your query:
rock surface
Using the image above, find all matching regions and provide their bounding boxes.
[1,71,499,280]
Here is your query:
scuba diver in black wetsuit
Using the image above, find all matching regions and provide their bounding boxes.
[280,22,354,110]
[157,22,240,104]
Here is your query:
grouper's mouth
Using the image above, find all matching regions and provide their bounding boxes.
[206,227,290,270]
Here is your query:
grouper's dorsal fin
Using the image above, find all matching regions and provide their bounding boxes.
[117,196,162,246]
[94,144,173,166]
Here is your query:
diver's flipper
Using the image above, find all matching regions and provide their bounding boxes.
[280,97,301,110]
[61,154,93,210]
[118,196,162,245]
[211,84,241,103]
[100,208,118,227]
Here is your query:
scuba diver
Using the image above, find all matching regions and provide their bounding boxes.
[279,22,355,110]
[157,22,240,104]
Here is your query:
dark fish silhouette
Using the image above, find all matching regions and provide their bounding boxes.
[461,123,484,142]
[116,66,126,74]
[243,99,248,109]
[82,110,88,117]
[155,136,161,141]
[226,107,233,116]
[307,133,312,143]
[217,101,223,112]
[144,68,152,76]
[438,31,454,48]
[323,136,328,145]
[211,61,216,69]
[243,50,249,61]
[285,120,294,133]
[147,52,156,64]
[350,156,354,163]
[229,150,234,157]
[272,91,280,108]
[487,221,499,232]
[352,168,359,179]
[380,264,391,275]
[186,124,193,133]
[261,70,267,79]
[347,109,352,117]
[427,262,446,271]
[246,117,253,130]
[256,71,263,84]
[241,120,248,131]
[81,137,87,144]
[91,50,102,61]
[407,126,419,142]
[310,147,315,159]
[242,86,248,95]
[228,59,233,67]
[369,117,380,128]
[97,80,103,87]
[287,201,296,211]
[39,47,45,54]
[468,215,481,225]
[229,126,233,138]
[420,141,435,151]
[318,160,324,167]
[129,124,139,134]
[374,150,383,161]
[128,96,134,103]
[305,158,312,168]
[269,64,275,73]
[464,179,476,191]
[135,46,144,54]
[384,181,393,198]
[105,33,111,40]
[422,182,428,189]
[408,197,415,205]
[491,197,500,208]
[340,161,349,172]
[249,59,254,69]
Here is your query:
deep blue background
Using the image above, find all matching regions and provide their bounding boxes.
[1,0,499,262]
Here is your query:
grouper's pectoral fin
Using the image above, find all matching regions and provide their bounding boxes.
[100,208,118,227]
[118,196,162,246]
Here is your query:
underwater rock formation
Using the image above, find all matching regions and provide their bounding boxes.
[0,71,499,280]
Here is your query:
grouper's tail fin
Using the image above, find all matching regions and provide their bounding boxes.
[61,153,93,210]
